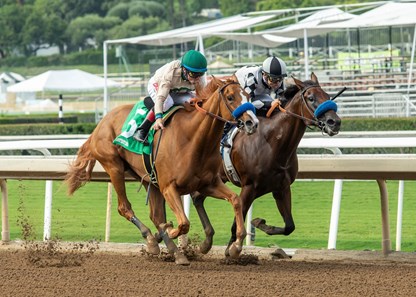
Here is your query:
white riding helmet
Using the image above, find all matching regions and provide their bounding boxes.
[262,56,287,78]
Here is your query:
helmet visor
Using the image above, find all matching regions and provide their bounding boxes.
[263,72,283,83]
[187,70,204,78]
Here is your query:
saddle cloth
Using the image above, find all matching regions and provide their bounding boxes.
[113,101,183,187]
[113,101,182,154]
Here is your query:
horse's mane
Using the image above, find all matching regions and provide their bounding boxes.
[282,84,300,101]
[196,78,218,100]
[283,79,318,101]
[196,76,236,100]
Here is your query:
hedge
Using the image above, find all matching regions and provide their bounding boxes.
[1,116,416,136]
[0,123,96,136]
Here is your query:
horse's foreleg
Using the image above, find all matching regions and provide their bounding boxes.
[252,187,295,236]
[104,165,159,254]
[148,187,189,265]
[225,185,255,257]
[202,180,246,259]
[162,186,190,239]
[190,191,214,254]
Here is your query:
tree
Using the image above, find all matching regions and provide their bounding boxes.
[60,0,106,19]
[108,16,170,40]
[0,4,31,57]
[21,0,67,55]
[218,0,255,16]
[128,1,166,19]
[66,14,122,50]
[107,2,130,21]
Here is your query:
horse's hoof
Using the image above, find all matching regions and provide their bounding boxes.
[251,217,266,227]
[146,238,160,255]
[174,252,190,266]
[271,248,290,259]
[228,243,242,259]
[224,248,230,258]
[199,241,212,254]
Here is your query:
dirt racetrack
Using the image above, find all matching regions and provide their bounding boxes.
[1,241,415,297]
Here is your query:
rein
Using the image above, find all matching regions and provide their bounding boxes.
[267,84,338,130]
[267,85,320,126]
[190,81,242,125]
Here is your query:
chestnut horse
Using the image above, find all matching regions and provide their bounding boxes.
[65,77,258,265]
[191,73,341,256]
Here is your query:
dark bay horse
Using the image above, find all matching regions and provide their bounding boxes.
[65,77,258,265]
[191,73,341,256]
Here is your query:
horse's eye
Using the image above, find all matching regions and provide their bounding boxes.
[227,95,234,101]
[308,95,314,102]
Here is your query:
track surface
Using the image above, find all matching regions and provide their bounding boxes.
[0,241,415,297]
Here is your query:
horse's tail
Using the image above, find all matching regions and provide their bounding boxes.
[65,137,97,195]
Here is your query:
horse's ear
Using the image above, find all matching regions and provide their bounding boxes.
[231,74,238,82]
[311,72,319,84]
[211,75,223,87]
[291,75,305,89]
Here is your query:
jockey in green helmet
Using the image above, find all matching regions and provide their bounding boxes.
[133,50,208,144]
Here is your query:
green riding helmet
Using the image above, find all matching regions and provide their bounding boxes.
[181,50,207,73]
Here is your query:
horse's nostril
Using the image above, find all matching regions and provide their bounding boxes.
[326,119,336,127]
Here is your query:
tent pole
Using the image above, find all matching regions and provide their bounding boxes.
[406,24,416,98]
[103,41,109,116]
[303,28,309,79]
[198,34,205,55]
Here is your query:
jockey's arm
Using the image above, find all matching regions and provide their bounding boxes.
[244,73,257,100]
[154,95,166,130]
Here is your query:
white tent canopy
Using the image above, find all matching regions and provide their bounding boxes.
[214,32,296,48]
[103,14,279,114]
[264,7,358,78]
[8,69,121,121]
[7,69,120,93]
[319,2,416,29]
[105,14,277,46]
[267,7,357,38]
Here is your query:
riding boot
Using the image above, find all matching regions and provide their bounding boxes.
[133,110,155,144]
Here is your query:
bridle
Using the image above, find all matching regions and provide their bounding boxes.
[190,81,252,125]
[268,84,340,130]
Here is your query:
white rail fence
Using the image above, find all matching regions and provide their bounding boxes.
[1,134,416,256]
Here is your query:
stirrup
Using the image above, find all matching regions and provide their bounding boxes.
[133,130,148,144]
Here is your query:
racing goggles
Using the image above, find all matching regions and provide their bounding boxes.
[187,71,204,79]
[263,73,283,83]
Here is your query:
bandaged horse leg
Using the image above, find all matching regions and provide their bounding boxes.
[159,222,189,265]
[148,186,189,265]
[191,191,215,254]
[131,216,160,255]
[99,161,159,255]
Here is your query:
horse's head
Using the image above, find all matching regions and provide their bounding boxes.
[212,76,258,135]
[290,73,341,136]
